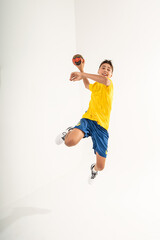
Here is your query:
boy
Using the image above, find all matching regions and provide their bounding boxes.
[55,58,114,183]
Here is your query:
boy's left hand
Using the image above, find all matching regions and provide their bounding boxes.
[70,72,83,81]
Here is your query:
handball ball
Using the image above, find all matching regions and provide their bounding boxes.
[72,54,84,66]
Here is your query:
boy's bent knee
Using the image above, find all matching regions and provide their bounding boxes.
[64,128,84,147]
[65,137,77,147]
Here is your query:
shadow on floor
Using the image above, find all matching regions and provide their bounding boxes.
[0,207,52,232]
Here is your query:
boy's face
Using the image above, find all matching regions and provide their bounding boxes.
[98,63,113,78]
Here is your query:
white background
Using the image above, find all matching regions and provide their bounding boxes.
[0,0,160,239]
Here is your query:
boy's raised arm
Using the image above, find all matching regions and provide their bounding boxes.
[70,72,111,87]
[75,59,90,90]
[82,73,111,86]
[81,71,90,90]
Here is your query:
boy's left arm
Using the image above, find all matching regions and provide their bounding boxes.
[70,72,111,86]
[83,73,111,86]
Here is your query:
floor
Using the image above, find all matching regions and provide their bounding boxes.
[0,164,160,240]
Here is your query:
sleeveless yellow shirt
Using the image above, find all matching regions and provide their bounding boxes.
[82,79,113,130]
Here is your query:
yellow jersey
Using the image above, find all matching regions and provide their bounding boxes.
[82,79,113,130]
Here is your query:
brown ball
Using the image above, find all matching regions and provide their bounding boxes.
[72,54,84,66]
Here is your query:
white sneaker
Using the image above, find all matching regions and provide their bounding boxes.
[55,127,73,145]
[88,164,98,184]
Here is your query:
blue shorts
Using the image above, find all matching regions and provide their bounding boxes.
[74,118,109,158]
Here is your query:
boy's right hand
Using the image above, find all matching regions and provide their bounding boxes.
[76,59,85,72]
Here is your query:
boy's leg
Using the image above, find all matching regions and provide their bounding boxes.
[65,128,84,147]
[94,152,106,171]
[89,152,106,183]
[55,119,89,146]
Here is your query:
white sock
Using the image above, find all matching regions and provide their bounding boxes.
[92,167,97,173]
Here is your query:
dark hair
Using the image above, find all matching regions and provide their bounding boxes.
[99,60,113,72]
